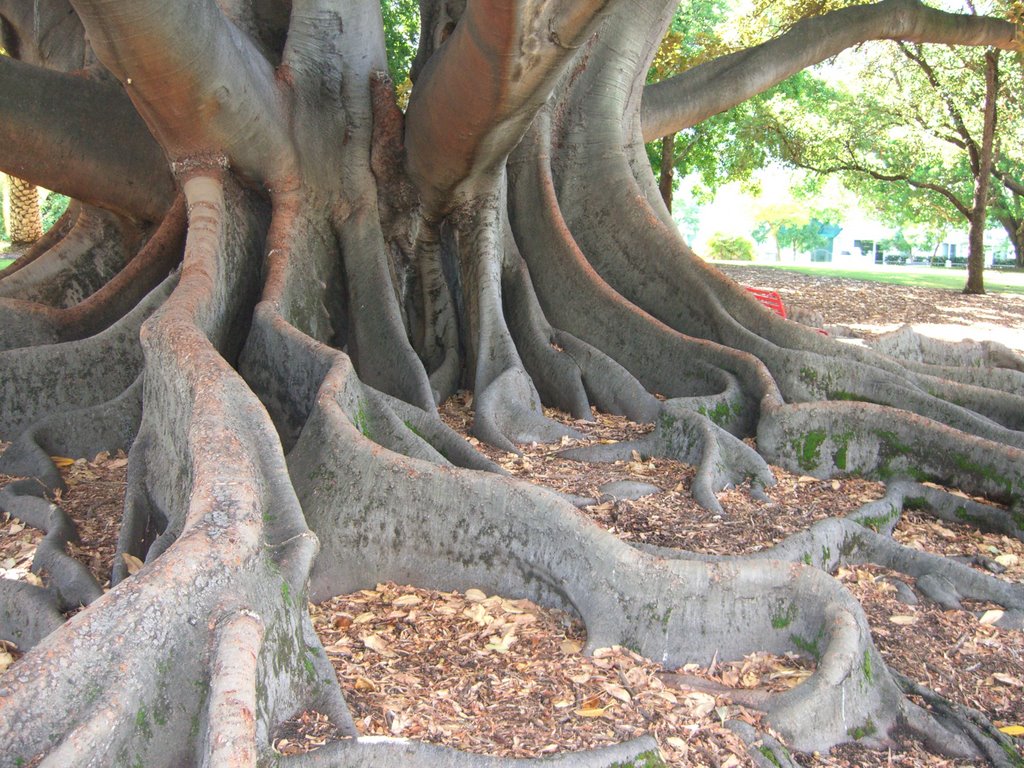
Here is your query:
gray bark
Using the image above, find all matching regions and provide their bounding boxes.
[1,1,1022,767]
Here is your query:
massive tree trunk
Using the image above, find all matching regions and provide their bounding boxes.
[1,1,1023,767]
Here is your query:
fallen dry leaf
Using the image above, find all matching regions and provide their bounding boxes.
[992,673,1023,687]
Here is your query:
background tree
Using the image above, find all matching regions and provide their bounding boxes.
[1,174,43,246]
[706,232,756,260]
[2,2,1024,767]
[646,0,799,212]
[763,31,1007,291]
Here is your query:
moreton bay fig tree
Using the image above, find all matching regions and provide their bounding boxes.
[1,0,1023,765]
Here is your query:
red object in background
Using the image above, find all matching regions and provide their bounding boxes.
[744,285,829,335]
[744,286,787,318]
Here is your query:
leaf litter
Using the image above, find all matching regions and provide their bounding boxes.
[301,582,759,766]
[2,373,1023,767]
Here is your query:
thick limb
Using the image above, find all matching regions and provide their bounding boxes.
[0,205,140,310]
[0,197,186,350]
[0,56,173,221]
[70,0,292,182]
[404,0,613,215]
[641,0,1023,141]
[0,0,86,70]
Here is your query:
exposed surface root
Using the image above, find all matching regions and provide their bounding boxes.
[0,205,140,308]
[288,361,979,757]
[0,579,64,650]
[758,400,1023,506]
[272,735,662,767]
[0,197,185,351]
[869,324,1024,374]
[0,273,172,439]
[0,487,103,610]
[895,673,1024,768]
[204,610,265,767]
[563,401,773,513]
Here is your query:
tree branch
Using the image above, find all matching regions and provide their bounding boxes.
[0,56,174,221]
[796,154,974,220]
[404,0,611,215]
[994,166,1024,197]
[898,42,980,176]
[68,0,293,182]
[0,0,86,69]
[641,0,1022,142]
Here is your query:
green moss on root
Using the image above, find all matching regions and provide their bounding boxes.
[832,431,854,471]
[953,506,986,525]
[875,431,913,455]
[609,751,667,768]
[354,401,371,438]
[848,718,877,740]
[771,601,798,629]
[791,430,827,471]
[953,454,1016,501]
[135,707,152,740]
[790,626,825,662]
[697,400,739,427]
[856,507,897,532]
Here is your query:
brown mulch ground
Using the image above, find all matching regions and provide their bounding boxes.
[716,263,1024,339]
[439,394,886,556]
[3,269,1024,765]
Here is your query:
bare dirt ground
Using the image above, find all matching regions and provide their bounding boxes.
[2,267,1023,767]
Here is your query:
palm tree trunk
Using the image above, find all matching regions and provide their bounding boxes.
[3,175,43,245]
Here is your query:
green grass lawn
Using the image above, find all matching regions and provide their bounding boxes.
[715,261,1024,295]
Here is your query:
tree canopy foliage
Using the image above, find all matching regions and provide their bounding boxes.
[650,0,1024,283]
